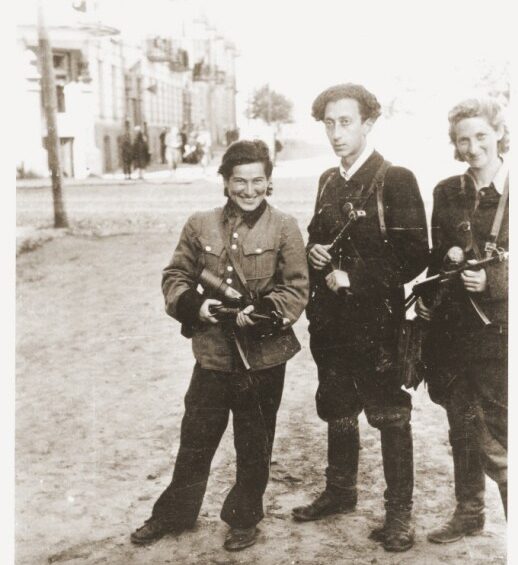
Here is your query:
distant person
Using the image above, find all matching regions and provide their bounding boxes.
[159,127,168,164]
[132,126,150,180]
[121,131,133,180]
[165,126,183,175]
[417,97,509,542]
[197,121,212,173]
[180,124,188,160]
[183,132,203,165]
[130,140,308,551]
[292,83,428,553]
[225,127,239,147]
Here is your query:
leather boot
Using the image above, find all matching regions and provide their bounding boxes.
[382,509,415,552]
[369,422,414,551]
[292,418,358,522]
[427,502,484,543]
[427,430,485,544]
[130,518,186,545]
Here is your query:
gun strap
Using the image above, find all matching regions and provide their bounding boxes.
[217,220,254,301]
[460,172,509,259]
[486,174,509,258]
[315,170,339,212]
[374,161,391,241]
[217,219,255,370]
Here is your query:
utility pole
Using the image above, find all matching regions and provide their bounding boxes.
[37,0,69,228]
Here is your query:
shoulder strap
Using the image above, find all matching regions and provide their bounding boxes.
[374,160,391,242]
[315,169,338,211]
[485,174,509,257]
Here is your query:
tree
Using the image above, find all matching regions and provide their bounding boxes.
[247,84,293,125]
[475,61,510,103]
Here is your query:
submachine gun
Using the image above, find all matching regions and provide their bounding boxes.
[199,269,286,339]
[404,246,508,324]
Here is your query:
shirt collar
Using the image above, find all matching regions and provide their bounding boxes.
[223,198,268,228]
[339,141,375,181]
[466,157,508,195]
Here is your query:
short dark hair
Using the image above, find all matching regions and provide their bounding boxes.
[218,139,273,180]
[312,83,382,123]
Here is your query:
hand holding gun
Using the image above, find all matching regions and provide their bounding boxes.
[406,246,508,322]
[308,202,365,272]
[199,269,287,338]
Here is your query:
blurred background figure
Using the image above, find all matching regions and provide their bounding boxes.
[225,127,240,146]
[120,131,133,180]
[132,126,150,180]
[180,124,189,161]
[196,120,212,173]
[165,125,183,176]
[183,130,203,165]
[159,127,168,164]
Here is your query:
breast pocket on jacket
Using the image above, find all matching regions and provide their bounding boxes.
[242,238,277,280]
[198,237,225,276]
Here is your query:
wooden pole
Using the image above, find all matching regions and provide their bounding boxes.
[37,0,69,228]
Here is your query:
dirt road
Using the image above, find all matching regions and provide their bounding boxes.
[16,173,506,564]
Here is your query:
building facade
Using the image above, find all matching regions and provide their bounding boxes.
[16,1,237,179]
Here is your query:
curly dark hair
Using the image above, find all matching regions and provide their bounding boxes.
[311,83,382,123]
[218,139,274,180]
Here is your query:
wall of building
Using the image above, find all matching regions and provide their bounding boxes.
[16,5,237,179]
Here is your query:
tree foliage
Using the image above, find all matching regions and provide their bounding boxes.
[247,85,293,124]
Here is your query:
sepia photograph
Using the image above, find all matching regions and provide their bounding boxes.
[8,0,512,563]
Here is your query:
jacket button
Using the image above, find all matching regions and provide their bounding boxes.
[231,244,237,250]
[255,248,262,253]
[226,278,233,285]
[227,266,233,272]
[204,245,212,251]
[232,232,239,239]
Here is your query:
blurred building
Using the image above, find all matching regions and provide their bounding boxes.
[16,0,237,179]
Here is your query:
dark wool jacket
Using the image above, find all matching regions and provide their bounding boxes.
[307,150,429,349]
[426,173,508,362]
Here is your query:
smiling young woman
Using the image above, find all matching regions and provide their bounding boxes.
[417,97,509,543]
[130,139,308,552]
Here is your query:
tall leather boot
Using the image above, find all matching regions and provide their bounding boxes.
[292,417,359,522]
[428,430,485,543]
[371,422,414,552]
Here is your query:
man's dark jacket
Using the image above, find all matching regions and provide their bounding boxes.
[307,150,429,354]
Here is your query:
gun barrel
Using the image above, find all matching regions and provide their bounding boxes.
[199,269,243,301]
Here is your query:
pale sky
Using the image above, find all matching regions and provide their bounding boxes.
[16,0,512,149]
[19,0,511,123]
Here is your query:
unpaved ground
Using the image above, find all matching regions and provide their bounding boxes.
[16,170,506,564]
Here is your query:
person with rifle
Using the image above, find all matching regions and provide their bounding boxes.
[416,97,509,542]
[130,140,308,551]
[292,83,429,553]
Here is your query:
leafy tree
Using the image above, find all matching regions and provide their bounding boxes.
[476,61,510,103]
[247,84,293,124]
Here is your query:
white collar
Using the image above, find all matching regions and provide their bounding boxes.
[339,142,374,181]
[467,157,508,195]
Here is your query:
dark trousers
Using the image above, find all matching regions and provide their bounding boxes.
[122,160,132,176]
[151,362,285,529]
[430,355,507,516]
[310,338,413,511]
